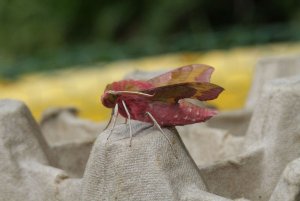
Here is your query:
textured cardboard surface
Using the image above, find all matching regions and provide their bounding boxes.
[0,99,72,201]
[244,76,300,200]
[269,157,300,201]
[40,107,104,177]
[40,107,102,145]
[197,76,300,201]
[81,122,210,201]
[246,55,300,108]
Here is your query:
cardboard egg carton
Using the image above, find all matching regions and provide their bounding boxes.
[1,55,300,201]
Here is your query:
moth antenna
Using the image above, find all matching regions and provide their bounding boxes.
[107,103,119,141]
[122,100,132,147]
[145,112,178,159]
[108,90,154,97]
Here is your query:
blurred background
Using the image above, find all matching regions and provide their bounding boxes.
[1,0,300,121]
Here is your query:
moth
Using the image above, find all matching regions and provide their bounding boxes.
[101,64,224,149]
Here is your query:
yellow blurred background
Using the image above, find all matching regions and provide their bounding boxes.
[1,42,300,122]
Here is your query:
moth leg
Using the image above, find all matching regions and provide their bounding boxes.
[107,103,119,141]
[122,100,132,147]
[145,111,177,159]
[103,108,114,131]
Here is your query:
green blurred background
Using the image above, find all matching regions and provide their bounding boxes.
[1,0,300,79]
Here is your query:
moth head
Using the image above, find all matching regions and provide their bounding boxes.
[101,90,118,108]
